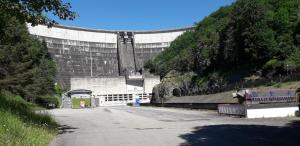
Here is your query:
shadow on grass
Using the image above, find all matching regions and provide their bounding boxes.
[179,120,300,146]
[58,124,78,134]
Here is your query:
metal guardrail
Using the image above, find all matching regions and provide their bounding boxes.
[218,104,246,116]
[244,89,298,104]
[246,96,296,104]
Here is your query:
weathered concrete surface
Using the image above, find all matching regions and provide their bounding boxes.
[49,106,300,146]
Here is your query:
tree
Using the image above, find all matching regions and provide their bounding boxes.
[54,83,64,97]
[0,0,76,26]
[222,0,270,67]
[0,13,57,101]
[0,1,75,105]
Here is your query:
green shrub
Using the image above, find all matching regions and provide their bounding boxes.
[72,98,91,108]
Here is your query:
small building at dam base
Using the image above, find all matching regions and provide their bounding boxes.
[70,76,160,106]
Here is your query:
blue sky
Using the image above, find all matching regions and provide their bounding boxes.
[51,0,235,30]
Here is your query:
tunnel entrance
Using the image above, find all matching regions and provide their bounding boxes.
[172,88,181,97]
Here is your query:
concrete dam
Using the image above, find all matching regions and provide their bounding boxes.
[28,25,191,105]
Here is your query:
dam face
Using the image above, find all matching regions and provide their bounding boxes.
[28,25,190,105]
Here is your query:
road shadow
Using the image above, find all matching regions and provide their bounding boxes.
[58,124,78,134]
[179,120,300,146]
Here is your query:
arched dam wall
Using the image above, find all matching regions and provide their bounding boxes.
[28,25,191,105]
[28,25,191,91]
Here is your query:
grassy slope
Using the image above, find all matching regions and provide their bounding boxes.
[0,92,57,146]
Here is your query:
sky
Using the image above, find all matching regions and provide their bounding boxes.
[50,0,235,31]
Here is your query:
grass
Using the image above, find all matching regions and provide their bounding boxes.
[0,91,57,146]
[72,98,91,108]
[257,81,300,90]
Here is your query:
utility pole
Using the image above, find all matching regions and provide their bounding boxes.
[90,51,93,77]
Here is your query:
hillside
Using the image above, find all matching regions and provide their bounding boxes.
[145,0,300,101]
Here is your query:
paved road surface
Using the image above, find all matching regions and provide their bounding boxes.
[48,106,300,146]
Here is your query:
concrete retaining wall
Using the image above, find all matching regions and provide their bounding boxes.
[247,107,298,118]
[71,77,126,94]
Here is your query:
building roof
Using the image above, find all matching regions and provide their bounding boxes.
[66,89,92,97]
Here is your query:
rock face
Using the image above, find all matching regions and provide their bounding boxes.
[27,25,191,90]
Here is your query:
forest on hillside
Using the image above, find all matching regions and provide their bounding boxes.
[145,0,300,99]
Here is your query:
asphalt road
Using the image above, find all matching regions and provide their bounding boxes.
[48,106,300,146]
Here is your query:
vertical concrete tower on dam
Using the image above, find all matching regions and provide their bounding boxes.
[28,25,191,105]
